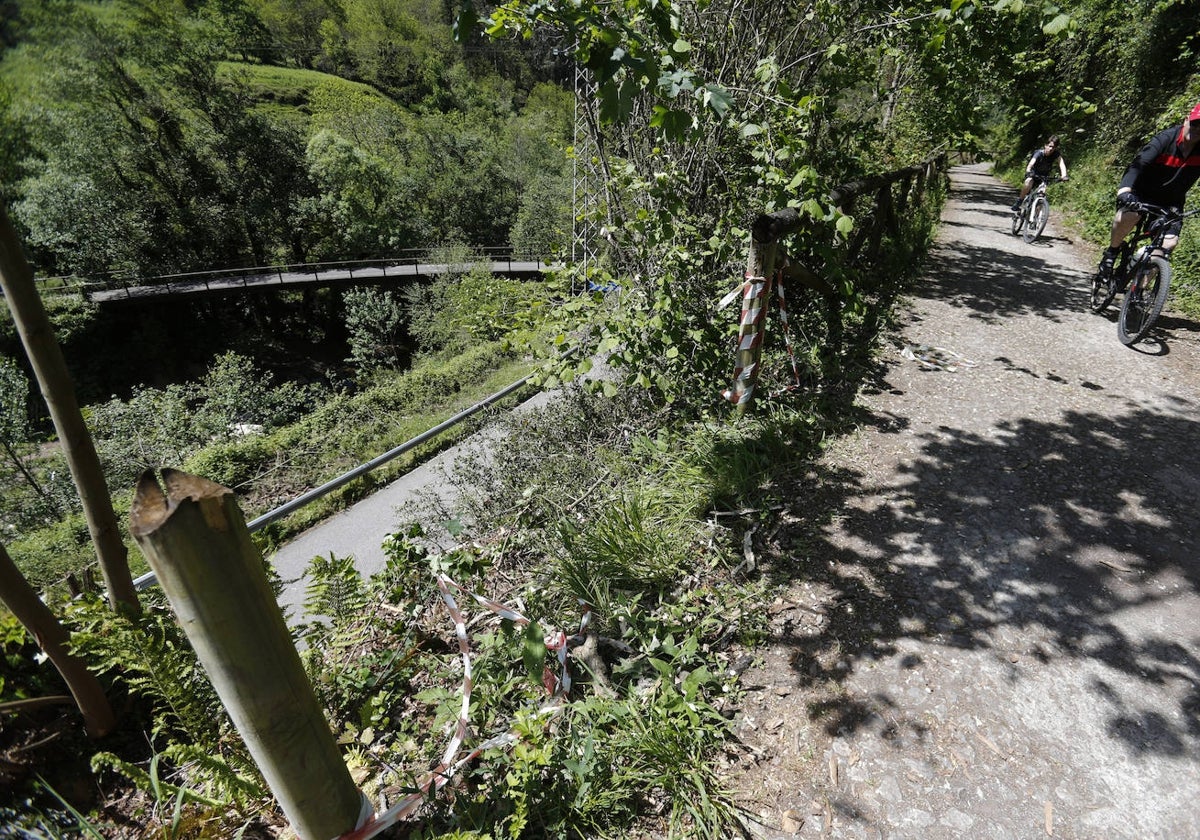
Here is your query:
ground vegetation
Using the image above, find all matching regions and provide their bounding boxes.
[5,0,1200,838]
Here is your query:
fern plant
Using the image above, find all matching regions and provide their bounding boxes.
[65,594,269,826]
[67,596,225,746]
[302,552,369,625]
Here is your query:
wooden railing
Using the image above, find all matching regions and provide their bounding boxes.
[750,153,946,262]
[726,153,948,412]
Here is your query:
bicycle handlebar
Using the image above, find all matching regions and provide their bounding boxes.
[1124,199,1199,219]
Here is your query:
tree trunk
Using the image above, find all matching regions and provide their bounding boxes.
[0,542,116,738]
[130,469,368,840]
[0,205,139,614]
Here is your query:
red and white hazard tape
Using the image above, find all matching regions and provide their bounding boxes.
[337,574,591,840]
[721,272,770,406]
[720,256,804,408]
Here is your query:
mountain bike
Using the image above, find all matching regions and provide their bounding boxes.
[1089,201,1200,345]
[1010,175,1063,243]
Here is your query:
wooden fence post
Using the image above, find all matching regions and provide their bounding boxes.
[129,469,367,840]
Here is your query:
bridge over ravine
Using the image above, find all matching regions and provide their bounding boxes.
[27,253,555,304]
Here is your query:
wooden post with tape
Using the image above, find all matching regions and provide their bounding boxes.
[129,468,368,840]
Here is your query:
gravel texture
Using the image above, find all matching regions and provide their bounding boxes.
[727,163,1200,839]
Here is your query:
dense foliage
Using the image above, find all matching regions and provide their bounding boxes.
[5,0,1200,837]
[456,1,1062,407]
[0,0,574,279]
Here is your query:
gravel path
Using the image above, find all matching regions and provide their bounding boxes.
[731,163,1200,839]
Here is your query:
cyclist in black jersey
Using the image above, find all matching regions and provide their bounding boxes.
[1011,135,1068,211]
[1098,101,1200,277]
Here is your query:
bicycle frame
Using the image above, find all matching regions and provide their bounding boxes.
[1111,202,1198,286]
[1012,175,1062,242]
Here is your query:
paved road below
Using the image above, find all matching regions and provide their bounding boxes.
[732,163,1200,839]
[268,390,555,621]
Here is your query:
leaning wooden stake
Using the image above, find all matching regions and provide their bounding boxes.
[0,541,115,738]
[130,469,366,840]
[0,204,138,613]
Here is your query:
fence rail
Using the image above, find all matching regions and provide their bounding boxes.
[752,153,946,253]
[726,152,948,412]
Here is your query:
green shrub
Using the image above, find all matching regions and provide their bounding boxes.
[404,266,554,355]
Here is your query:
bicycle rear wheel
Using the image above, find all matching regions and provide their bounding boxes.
[1023,197,1049,243]
[1117,256,1171,345]
[1010,200,1026,236]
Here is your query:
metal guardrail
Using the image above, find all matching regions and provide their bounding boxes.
[131,372,535,590]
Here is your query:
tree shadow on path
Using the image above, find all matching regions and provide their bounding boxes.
[760,167,1200,768]
[779,397,1200,754]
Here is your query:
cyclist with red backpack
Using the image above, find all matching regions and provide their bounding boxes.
[1098,102,1200,278]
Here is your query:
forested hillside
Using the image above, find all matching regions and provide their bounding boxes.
[2,0,1199,837]
[0,0,574,278]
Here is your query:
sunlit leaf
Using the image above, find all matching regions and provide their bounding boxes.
[1043,13,1071,35]
[701,84,732,119]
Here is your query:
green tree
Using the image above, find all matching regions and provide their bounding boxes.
[205,0,280,63]
[338,0,457,103]
[247,0,345,67]
[461,0,1074,410]
[300,129,428,259]
[407,110,521,244]
[343,286,408,372]
[12,0,313,276]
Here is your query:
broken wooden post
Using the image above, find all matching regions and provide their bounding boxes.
[129,469,367,840]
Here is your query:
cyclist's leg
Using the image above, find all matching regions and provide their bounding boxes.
[1109,208,1140,248]
[1157,216,1183,256]
[1012,177,1033,210]
[1100,208,1140,276]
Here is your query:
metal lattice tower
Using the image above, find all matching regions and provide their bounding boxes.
[571,63,603,277]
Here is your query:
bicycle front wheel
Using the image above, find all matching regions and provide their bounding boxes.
[1010,201,1026,236]
[1023,198,1049,243]
[1089,270,1117,314]
[1117,256,1171,345]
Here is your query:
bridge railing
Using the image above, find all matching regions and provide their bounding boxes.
[21,247,556,300]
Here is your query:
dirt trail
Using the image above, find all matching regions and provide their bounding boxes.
[729,164,1200,839]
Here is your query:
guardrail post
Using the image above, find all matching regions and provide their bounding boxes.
[130,469,368,840]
